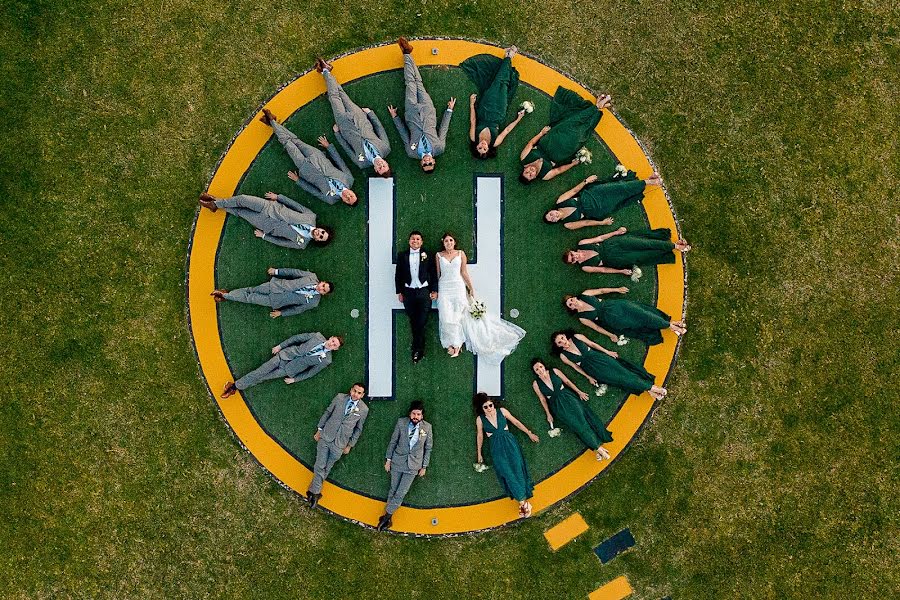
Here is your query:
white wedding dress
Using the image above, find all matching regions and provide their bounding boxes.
[437,253,525,365]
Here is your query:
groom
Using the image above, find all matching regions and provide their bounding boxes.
[395,231,438,363]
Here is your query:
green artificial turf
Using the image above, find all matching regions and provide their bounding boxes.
[214,67,655,506]
[2,2,898,599]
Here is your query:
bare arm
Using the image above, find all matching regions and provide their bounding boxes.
[561,354,595,385]
[583,286,629,296]
[468,95,477,142]
[576,333,617,357]
[580,317,616,341]
[544,159,580,181]
[580,227,626,245]
[459,252,475,295]
[582,265,630,274]
[565,219,610,230]
[494,110,524,147]
[555,368,589,401]
[475,418,484,463]
[532,381,553,424]
[557,177,594,204]
[501,408,538,442]
[520,126,549,160]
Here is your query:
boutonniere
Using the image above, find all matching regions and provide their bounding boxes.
[420,252,428,262]
[410,143,417,150]
[419,431,427,438]
[358,154,365,162]
[352,407,360,415]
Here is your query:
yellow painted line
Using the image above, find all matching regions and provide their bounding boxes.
[188,39,684,534]
[544,513,590,551]
[589,576,634,600]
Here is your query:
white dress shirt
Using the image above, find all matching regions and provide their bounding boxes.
[407,249,426,289]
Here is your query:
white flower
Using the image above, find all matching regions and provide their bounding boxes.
[576,147,593,164]
[595,384,608,397]
[615,164,629,176]
[547,427,562,438]
[411,143,417,150]
[630,267,643,282]
[421,252,428,261]
[358,154,365,162]
[469,298,487,320]
[520,100,534,114]
[617,336,629,346]
[473,462,488,473]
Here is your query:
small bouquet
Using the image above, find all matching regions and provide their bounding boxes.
[614,163,629,178]
[547,426,562,438]
[520,100,534,114]
[469,298,487,320]
[616,336,629,347]
[630,266,643,282]
[595,383,608,397]
[473,462,489,473]
[576,147,593,164]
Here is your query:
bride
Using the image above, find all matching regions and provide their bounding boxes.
[436,232,525,363]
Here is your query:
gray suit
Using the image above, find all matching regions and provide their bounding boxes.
[308,393,369,494]
[384,417,433,514]
[234,332,332,391]
[270,121,354,205]
[323,71,391,168]
[224,269,322,317]
[392,55,453,159]
[215,194,316,249]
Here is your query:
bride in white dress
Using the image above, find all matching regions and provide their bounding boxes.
[436,232,525,364]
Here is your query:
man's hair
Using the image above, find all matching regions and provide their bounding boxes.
[408,230,423,239]
[408,399,425,413]
[322,281,334,294]
[333,335,345,347]
[379,167,393,178]
[352,382,366,393]
[422,164,436,174]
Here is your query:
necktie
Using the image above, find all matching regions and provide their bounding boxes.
[344,400,355,416]
[363,139,379,164]
[417,135,432,158]
[294,285,319,301]
[326,177,345,196]
[290,223,314,242]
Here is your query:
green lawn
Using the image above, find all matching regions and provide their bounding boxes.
[2,1,898,599]
[215,67,654,506]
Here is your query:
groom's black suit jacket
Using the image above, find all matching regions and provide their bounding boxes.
[395,248,438,295]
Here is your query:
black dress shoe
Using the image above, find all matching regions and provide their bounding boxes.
[377,514,393,531]
[412,351,422,363]
[307,492,321,508]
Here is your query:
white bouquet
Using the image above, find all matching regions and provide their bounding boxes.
[473,462,489,473]
[616,336,629,347]
[547,427,562,438]
[595,384,608,397]
[614,164,629,177]
[468,298,487,320]
[576,147,593,164]
[520,100,534,113]
[630,266,643,282]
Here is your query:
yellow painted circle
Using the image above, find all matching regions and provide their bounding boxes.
[188,39,685,534]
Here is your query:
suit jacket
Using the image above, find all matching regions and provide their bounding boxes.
[334,110,391,168]
[295,144,355,205]
[276,332,333,380]
[394,248,438,295]
[392,108,453,159]
[385,417,433,472]
[259,195,317,250]
[317,393,369,449]
[268,269,321,316]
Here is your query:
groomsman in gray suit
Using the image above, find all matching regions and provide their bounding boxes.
[315,57,392,177]
[211,267,332,318]
[259,109,358,206]
[199,192,333,250]
[306,383,369,508]
[377,400,433,531]
[221,332,342,398]
[388,37,456,173]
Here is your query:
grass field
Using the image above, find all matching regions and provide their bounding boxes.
[2,1,898,598]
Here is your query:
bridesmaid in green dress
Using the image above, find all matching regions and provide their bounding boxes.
[462,46,527,159]
[519,87,611,183]
[544,172,662,229]
[551,330,668,400]
[564,227,692,272]
[531,359,613,461]
[473,392,538,518]
[564,289,687,345]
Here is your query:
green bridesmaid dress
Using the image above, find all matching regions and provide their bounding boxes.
[522,87,602,175]
[578,178,647,220]
[481,411,534,502]
[461,54,520,140]
[578,295,672,345]
[578,228,676,269]
[562,337,655,395]
[536,370,612,450]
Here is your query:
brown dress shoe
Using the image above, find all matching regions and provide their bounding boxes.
[260,108,276,126]
[221,382,237,399]
[199,193,218,212]
[210,289,228,302]
[315,57,331,73]
[398,37,413,54]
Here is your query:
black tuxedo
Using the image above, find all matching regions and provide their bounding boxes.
[395,248,438,355]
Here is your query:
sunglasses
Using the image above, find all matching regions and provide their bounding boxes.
[482,403,494,410]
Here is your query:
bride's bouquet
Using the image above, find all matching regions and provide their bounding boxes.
[468,298,487,320]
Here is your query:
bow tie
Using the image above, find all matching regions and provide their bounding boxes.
[410,249,420,254]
